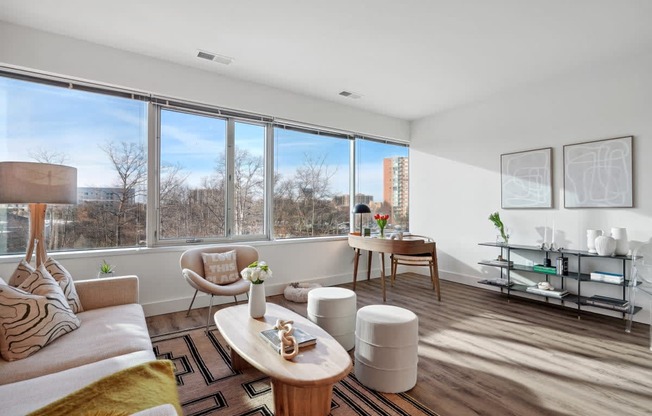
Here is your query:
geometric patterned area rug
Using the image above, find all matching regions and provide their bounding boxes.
[151,327,439,416]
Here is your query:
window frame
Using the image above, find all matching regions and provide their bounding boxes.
[0,68,409,253]
[150,103,271,246]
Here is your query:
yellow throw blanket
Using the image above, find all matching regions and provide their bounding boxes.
[29,360,182,416]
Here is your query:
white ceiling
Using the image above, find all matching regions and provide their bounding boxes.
[2,0,652,120]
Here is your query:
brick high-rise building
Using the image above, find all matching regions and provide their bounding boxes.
[383,157,409,224]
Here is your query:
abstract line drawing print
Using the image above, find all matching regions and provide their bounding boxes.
[501,148,552,208]
[564,136,632,208]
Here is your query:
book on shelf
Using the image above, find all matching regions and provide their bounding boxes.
[589,271,624,284]
[481,259,514,267]
[586,295,629,306]
[525,286,569,298]
[583,296,630,311]
[478,278,513,287]
[532,264,558,274]
[259,327,317,353]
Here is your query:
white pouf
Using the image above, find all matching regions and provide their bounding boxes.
[354,305,419,393]
[307,287,357,350]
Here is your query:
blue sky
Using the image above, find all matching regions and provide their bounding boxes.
[1,77,407,202]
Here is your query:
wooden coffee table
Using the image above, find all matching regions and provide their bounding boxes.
[213,303,352,416]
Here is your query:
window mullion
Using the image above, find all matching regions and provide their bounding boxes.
[226,118,236,237]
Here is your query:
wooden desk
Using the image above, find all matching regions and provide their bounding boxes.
[348,235,433,301]
[214,303,352,416]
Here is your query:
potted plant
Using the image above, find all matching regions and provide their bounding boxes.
[98,260,115,278]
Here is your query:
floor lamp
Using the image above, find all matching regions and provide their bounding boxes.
[0,162,77,266]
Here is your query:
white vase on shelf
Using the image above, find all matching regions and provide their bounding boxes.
[594,235,616,256]
[611,227,629,256]
[586,229,602,253]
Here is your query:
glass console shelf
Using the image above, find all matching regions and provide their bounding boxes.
[478,242,642,321]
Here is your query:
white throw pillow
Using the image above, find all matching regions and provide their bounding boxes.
[8,259,35,287]
[201,250,240,285]
[0,265,81,361]
[44,257,84,313]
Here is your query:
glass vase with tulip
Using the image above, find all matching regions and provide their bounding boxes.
[374,213,389,238]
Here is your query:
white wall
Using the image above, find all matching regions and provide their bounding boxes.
[410,48,652,323]
[0,22,406,315]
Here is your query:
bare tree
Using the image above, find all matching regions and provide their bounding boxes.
[28,147,69,164]
[100,141,147,246]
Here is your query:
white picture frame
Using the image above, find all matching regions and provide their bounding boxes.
[563,136,633,208]
[501,147,552,209]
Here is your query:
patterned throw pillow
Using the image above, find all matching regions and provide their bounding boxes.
[44,257,84,313]
[0,265,81,361]
[201,250,240,285]
[8,259,35,287]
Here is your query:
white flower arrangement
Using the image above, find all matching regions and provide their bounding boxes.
[241,260,272,285]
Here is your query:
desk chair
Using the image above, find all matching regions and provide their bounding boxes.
[390,235,441,301]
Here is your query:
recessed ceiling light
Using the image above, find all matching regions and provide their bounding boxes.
[339,90,362,99]
[196,49,234,65]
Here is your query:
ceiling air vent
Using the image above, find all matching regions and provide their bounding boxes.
[339,90,362,99]
[196,50,234,65]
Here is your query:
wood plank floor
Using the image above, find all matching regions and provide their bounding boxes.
[146,274,652,416]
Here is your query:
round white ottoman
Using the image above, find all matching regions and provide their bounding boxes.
[354,305,419,393]
[307,287,357,350]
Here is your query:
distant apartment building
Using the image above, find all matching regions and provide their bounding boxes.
[383,157,409,221]
[333,193,373,208]
[77,187,135,204]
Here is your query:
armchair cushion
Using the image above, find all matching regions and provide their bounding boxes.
[201,250,240,284]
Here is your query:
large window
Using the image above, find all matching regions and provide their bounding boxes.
[273,126,350,238]
[0,76,147,255]
[157,106,267,243]
[0,71,408,254]
[355,138,409,233]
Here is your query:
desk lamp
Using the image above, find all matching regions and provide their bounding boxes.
[352,203,371,236]
[0,162,77,266]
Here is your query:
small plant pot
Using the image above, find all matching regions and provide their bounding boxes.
[98,271,115,279]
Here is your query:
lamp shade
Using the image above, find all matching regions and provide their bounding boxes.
[352,203,371,214]
[0,161,77,204]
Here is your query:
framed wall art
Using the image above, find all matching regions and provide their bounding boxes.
[563,136,633,208]
[501,147,552,209]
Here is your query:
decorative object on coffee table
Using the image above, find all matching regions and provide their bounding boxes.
[0,162,77,267]
[241,260,272,318]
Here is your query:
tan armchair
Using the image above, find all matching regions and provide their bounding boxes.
[180,245,258,332]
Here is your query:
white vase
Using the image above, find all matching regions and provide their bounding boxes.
[611,227,629,256]
[248,282,266,318]
[586,230,603,253]
[595,235,616,256]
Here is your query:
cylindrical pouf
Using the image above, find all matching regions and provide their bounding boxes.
[307,287,357,350]
[354,305,419,393]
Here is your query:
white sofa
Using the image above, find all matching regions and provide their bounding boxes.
[0,275,171,415]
